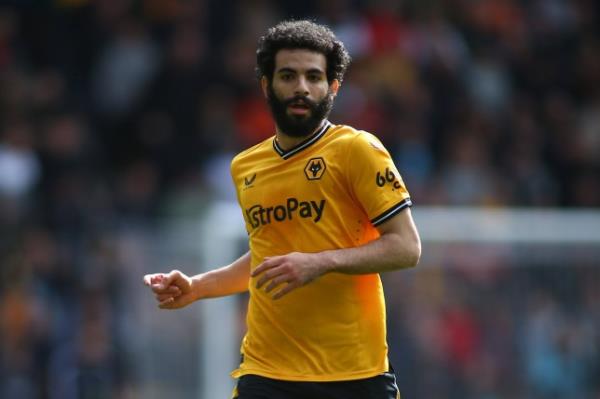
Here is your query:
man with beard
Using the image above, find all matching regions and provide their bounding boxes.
[144,20,421,399]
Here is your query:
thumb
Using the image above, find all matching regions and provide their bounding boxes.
[163,270,192,292]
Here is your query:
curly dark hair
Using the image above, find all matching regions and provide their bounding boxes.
[256,20,351,83]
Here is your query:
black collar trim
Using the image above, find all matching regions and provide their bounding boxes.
[273,121,332,160]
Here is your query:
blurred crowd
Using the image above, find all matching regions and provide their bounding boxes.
[386,248,600,399]
[0,0,598,398]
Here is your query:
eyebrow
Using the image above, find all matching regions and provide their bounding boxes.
[276,67,325,75]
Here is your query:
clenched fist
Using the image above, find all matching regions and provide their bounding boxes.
[143,270,195,309]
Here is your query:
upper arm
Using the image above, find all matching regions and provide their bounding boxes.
[377,208,419,240]
[376,207,421,264]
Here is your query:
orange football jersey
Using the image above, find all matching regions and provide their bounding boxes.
[230,121,412,381]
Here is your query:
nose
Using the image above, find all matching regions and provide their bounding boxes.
[294,76,309,96]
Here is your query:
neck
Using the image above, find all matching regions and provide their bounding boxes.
[275,120,326,151]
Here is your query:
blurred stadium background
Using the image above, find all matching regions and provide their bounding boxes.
[0,0,598,398]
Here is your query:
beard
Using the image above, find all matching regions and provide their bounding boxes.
[266,83,334,138]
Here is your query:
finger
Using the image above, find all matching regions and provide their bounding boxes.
[156,293,176,302]
[272,282,299,300]
[144,274,163,286]
[144,273,165,287]
[251,257,276,277]
[149,282,177,294]
[158,297,175,308]
[264,275,290,293]
[151,284,181,295]
[256,267,287,289]
[155,288,181,301]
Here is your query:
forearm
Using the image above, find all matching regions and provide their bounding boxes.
[320,208,421,275]
[251,210,420,299]
[319,231,420,275]
[191,251,251,300]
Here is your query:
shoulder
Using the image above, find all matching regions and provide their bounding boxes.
[231,136,275,171]
[330,124,390,156]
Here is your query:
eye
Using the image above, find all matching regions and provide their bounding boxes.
[280,73,294,81]
[308,74,323,82]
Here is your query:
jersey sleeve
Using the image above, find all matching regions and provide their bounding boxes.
[346,132,412,227]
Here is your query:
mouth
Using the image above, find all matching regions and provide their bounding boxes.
[287,101,311,116]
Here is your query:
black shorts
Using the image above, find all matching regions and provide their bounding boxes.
[232,370,400,399]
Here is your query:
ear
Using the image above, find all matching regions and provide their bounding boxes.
[261,76,269,98]
[330,79,340,97]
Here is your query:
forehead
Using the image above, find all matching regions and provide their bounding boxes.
[274,49,327,72]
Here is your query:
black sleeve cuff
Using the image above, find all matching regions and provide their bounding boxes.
[370,198,413,227]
